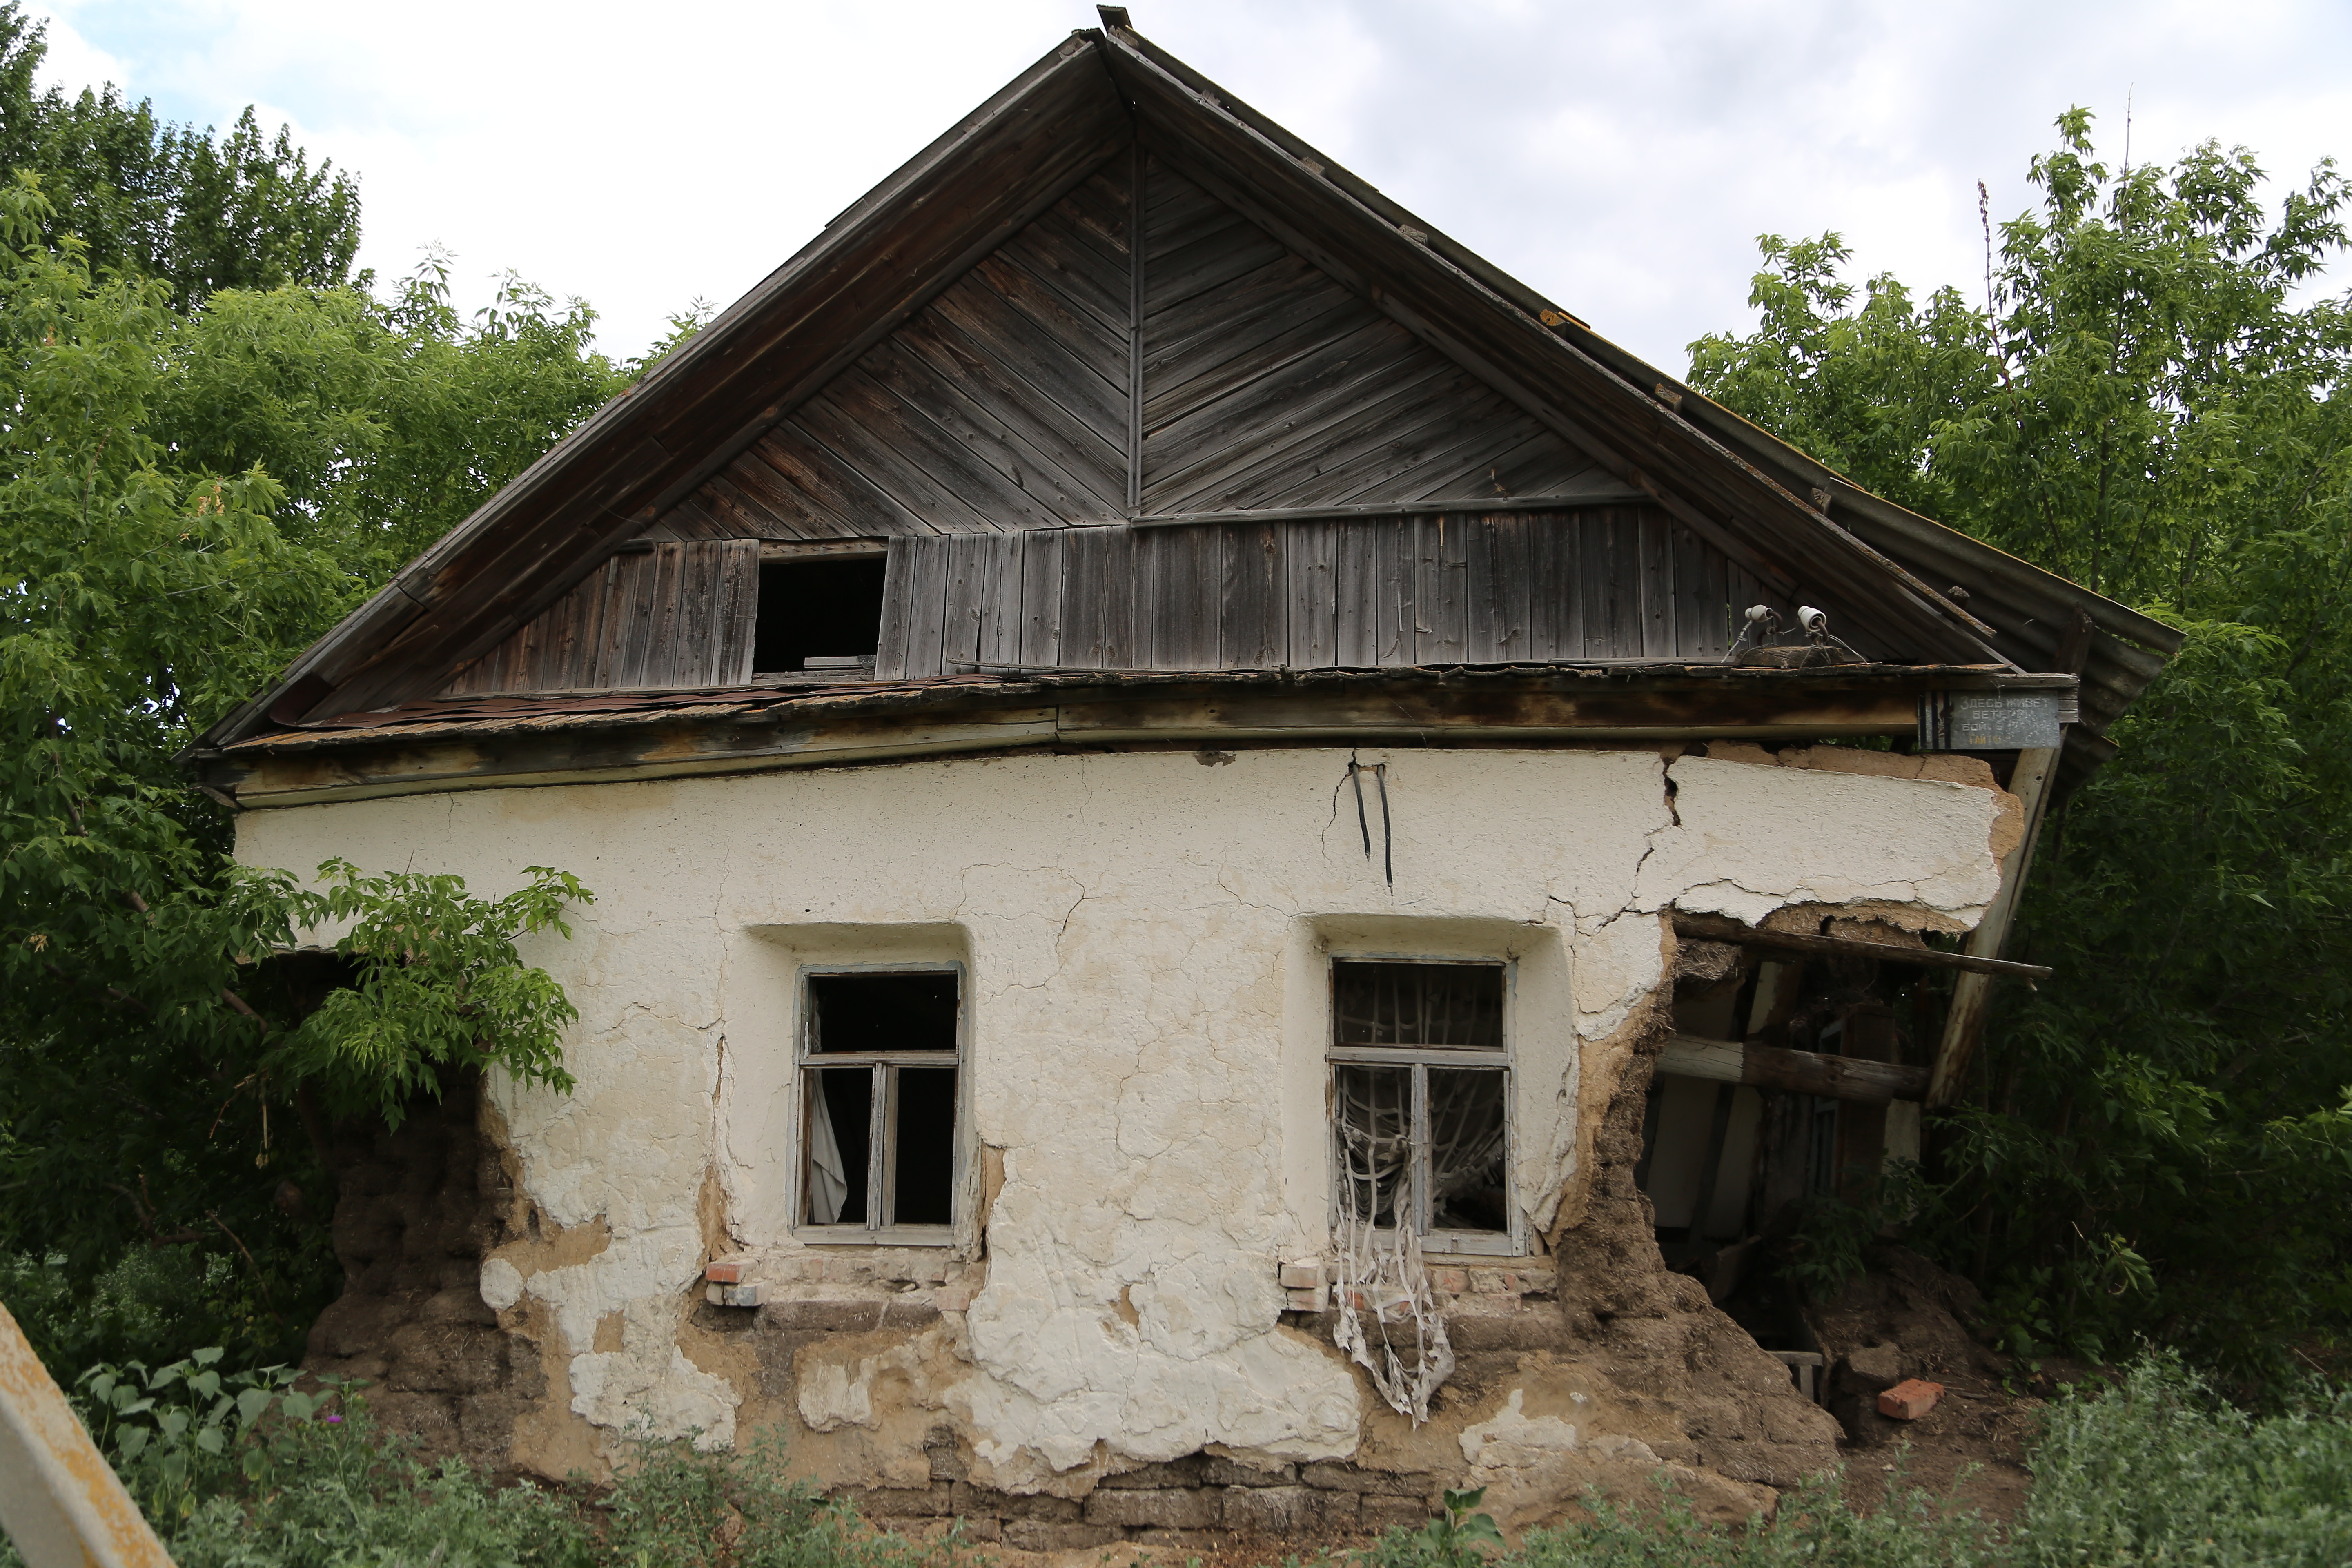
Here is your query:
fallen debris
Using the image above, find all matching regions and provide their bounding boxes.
[1877,1378,1945,1420]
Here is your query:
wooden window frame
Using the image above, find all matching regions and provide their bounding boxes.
[793,962,965,1247]
[1326,955,1521,1258]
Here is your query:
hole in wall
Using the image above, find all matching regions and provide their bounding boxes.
[753,558,886,673]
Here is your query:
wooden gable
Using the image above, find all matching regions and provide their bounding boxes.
[441,151,1664,695]
[649,155,1605,548]
[205,19,2173,755]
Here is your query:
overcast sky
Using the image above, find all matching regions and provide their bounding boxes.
[28,0,2352,374]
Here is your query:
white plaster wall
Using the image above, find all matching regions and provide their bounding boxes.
[236,745,2006,1483]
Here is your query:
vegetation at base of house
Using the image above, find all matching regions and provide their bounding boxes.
[0,1354,2342,1568]
[0,1344,928,1568]
[1687,109,2352,1379]
[0,0,609,1375]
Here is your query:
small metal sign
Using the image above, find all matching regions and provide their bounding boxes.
[1918,690,2067,751]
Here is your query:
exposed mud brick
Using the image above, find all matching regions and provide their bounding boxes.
[1838,1343,1905,1392]
[304,1074,541,1477]
[1363,1496,1437,1531]
[1763,1398,1842,1445]
[760,1300,940,1333]
[1085,1488,1218,1528]
[855,1483,957,1519]
[421,1285,496,1326]
[384,1323,507,1394]
[1447,1313,1574,1353]
[926,1441,968,1482]
[1677,1396,1755,1441]
[1300,1463,1432,1496]
[950,1517,1000,1544]
[1201,1456,1295,1487]
[993,1492,1080,1521]
[1001,1521,1123,1551]
[458,1392,529,1457]
[1223,1486,1360,1532]
[368,1390,459,1456]
[1101,1454,1206,1488]
[1703,1437,1825,1488]
[1878,1379,1944,1420]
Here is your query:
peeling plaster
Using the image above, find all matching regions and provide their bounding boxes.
[241,745,2015,1486]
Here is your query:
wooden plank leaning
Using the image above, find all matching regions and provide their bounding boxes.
[1670,911,2052,981]
[0,1298,174,1568]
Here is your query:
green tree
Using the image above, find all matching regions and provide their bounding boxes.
[0,2,359,309]
[1689,111,2352,1373]
[0,152,623,1371]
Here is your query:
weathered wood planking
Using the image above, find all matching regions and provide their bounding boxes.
[1136,160,1598,517]
[655,156,1608,547]
[267,39,1127,724]
[879,508,1744,677]
[673,165,1134,541]
[442,541,758,695]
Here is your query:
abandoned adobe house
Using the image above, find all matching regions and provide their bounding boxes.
[183,13,2180,1546]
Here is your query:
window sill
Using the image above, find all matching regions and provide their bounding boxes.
[1348,1228,1520,1258]
[793,1225,956,1248]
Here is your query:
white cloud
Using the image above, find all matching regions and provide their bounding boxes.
[27,0,2352,371]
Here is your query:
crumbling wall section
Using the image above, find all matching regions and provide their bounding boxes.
[254,743,2011,1518]
[306,1076,543,1470]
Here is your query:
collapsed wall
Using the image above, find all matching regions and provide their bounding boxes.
[278,743,2015,1536]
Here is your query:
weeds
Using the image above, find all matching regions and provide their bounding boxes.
[4,1353,2348,1568]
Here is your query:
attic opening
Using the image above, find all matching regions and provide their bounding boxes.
[753,555,887,675]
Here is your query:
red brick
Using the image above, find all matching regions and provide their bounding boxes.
[1877,1379,1944,1420]
[704,1259,748,1284]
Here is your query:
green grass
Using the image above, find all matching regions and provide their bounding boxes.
[3,1355,2346,1568]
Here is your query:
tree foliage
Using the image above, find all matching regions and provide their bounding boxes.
[0,45,625,1365]
[0,4,360,310]
[1690,111,2352,1372]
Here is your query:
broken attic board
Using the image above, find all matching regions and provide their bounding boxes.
[441,541,759,695]
[873,508,1746,677]
[668,163,1135,541]
[1136,160,1601,516]
[1656,1034,1930,1105]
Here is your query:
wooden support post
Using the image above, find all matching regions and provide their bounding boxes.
[1926,744,2060,1107]
[0,1299,175,1568]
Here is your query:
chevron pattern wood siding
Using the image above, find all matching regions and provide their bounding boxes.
[441,541,760,695]
[656,151,1610,543]
[874,509,1760,678]
[1135,160,1599,515]
[661,164,1134,541]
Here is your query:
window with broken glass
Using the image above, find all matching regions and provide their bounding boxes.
[1329,959,1515,1254]
[798,968,962,1242]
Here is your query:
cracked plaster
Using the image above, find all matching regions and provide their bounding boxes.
[239,744,2010,1484]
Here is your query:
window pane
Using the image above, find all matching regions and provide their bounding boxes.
[805,1068,871,1225]
[1333,1064,1412,1228]
[1334,961,1502,1049]
[1428,1067,1508,1233]
[891,1067,958,1226]
[811,971,958,1053]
